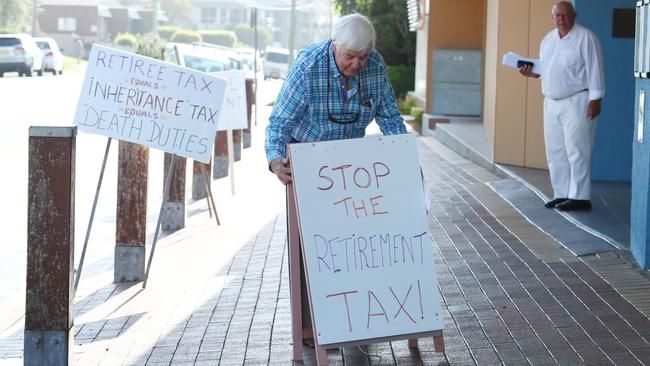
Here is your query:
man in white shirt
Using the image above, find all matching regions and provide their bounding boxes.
[520,1,605,211]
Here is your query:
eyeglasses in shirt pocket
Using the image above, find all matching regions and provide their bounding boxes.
[355,104,376,131]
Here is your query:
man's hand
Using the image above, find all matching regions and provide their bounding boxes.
[270,157,292,185]
[518,64,540,79]
[587,99,601,120]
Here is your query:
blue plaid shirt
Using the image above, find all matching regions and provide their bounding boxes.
[265,40,406,164]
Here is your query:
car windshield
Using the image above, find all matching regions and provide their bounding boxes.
[0,38,20,47]
[36,42,51,50]
[267,52,288,63]
[229,58,241,69]
[183,55,226,72]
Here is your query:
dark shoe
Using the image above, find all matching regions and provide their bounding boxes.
[556,199,592,211]
[544,198,568,208]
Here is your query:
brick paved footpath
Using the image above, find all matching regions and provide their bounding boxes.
[2,135,650,365]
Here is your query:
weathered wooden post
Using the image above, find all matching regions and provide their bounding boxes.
[162,153,186,231]
[232,129,242,162]
[25,126,76,366]
[244,78,254,148]
[213,131,229,179]
[115,141,148,282]
[191,161,211,200]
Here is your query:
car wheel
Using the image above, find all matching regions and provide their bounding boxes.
[52,69,57,76]
[37,69,43,76]
[25,69,32,77]
[0,73,3,77]
[59,69,63,75]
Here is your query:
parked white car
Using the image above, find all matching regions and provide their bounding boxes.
[235,47,262,78]
[0,34,44,77]
[167,43,235,73]
[35,37,64,75]
[263,47,289,80]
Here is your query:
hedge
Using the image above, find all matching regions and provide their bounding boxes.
[113,33,137,49]
[197,30,237,47]
[386,65,415,100]
[159,25,180,41]
[171,30,202,44]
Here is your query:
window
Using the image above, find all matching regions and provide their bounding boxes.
[201,8,217,23]
[183,55,228,72]
[613,8,635,38]
[57,17,77,32]
[0,37,20,46]
[266,52,288,63]
[36,41,51,50]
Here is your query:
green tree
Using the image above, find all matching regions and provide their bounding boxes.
[136,33,167,60]
[160,0,191,25]
[333,0,415,66]
[0,0,30,32]
[335,0,371,15]
[368,0,415,66]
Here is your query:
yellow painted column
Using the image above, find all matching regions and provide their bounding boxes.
[483,0,555,169]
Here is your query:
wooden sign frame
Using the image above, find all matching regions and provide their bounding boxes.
[285,143,445,365]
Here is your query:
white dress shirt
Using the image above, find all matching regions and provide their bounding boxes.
[539,24,605,101]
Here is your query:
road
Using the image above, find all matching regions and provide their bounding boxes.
[0,68,283,334]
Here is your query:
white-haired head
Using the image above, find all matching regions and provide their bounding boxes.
[332,14,376,53]
[552,1,575,16]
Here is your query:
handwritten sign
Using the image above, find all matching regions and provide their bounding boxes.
[289,135,443,346]
[211,70,247,131]
[73,44,226,163]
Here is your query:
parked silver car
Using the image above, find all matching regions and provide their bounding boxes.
[0,34,44,77]
[35,37,64,75]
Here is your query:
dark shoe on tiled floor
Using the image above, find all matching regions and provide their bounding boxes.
[556,199,592,211]
[544,197,568,208]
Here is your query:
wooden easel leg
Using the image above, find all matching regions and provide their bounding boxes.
[287,184,304,361]
[408,338,418,348]
[433,334,445,352]
[315,345,328,365]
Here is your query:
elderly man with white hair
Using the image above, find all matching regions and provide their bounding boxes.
[519,1,605,211]
[265,13,407,185]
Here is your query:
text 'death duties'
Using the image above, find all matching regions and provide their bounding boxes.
[289,134,443,346]
[74,44,227,163]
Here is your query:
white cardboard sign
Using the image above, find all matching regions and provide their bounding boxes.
[74,44,226,163]
[211,70,248,131]
[289,134,443,346]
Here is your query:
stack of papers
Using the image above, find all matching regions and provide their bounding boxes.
[502,52,542,75]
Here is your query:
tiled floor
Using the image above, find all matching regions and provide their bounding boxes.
[3,127,650,365]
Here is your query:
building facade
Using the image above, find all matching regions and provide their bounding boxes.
[38,0,166,57]
[413,0,641,265]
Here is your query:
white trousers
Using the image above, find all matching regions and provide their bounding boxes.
[543,91,597,200]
